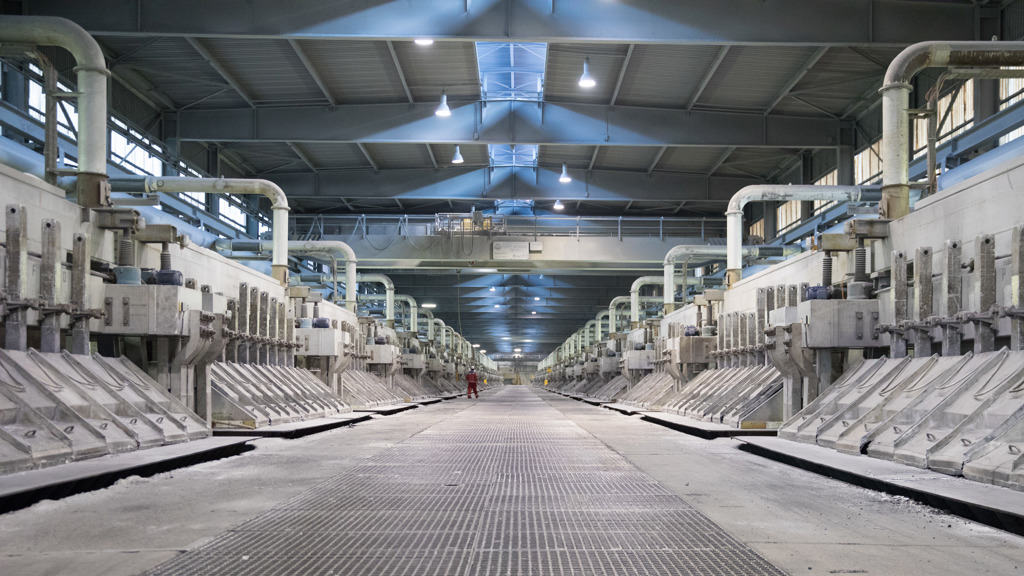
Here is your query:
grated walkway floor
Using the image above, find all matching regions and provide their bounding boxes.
[146,387,785,576]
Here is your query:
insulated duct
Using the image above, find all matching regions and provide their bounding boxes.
[357,273,395,327]
[114,177,292,286]
[724,185,871,285]
[0,16,109,201]
[880,41,1024,220]
[219,239,357,310]
[595,310,610,343]
[359,293,418,334]
[630,275,706,328]
[608,295,661,334]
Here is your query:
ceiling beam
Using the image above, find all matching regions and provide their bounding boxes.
[608,43,634,107]
[425,144,439,169]
[385,40,415,104]
[287,39,335,106]
[764,47,828,114]
[39,0,976,45]
[287,142,318,171]
[270,166,762,203]
[646,146,667,175]
[707,146,736,175]
[177,101,841,148]
[185,37,256,108]
[356,143,379,171]
[686,46,729,111]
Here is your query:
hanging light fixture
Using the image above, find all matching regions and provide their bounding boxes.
[435,92,451,117]
[451,145,464,164]
[559,163,572,183]
[414,38,434,46]
[553,199,564,210]
[578,57,596,88]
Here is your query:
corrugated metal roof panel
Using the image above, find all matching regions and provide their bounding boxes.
[772,47,894,116]
[538,145,595,167]
[393,41,480,103]
[102,36,249,109]
[221,142,303,173]
[363,143,435,169]
[695,46,820,111]
[657,147,732,174]
[544,43,630,104]
[200,38,326,104]
[593,146,660,171]
[298,143,371,169]
[614,45,724,108]
[295,39,409,104]
[717,148,798,178]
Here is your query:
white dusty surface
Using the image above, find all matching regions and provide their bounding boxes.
[1,388,1023,575]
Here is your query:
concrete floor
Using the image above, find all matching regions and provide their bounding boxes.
[1,386,1023,575]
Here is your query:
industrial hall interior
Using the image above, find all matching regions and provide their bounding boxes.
[9,1,1024,575]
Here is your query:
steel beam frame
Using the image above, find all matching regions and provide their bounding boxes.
[177,101,841,148]
[29,0,976,45]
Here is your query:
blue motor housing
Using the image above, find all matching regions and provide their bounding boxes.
[805,285,830,300]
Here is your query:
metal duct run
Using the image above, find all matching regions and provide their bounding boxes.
[0,16,110,204]
[607,295,661,334]
[881,41,1024,220]
[629,275,723,328]
[360,293,418,333]
[724,185,877,285]
[777,349,1024,491]
[356,273,394,326]
[663,242,801,302]
[0,349,207,475]
[111,177,292,286]
[595,309,610,343]
[219,239,358,311]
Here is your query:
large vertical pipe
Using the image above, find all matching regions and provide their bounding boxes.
[880,41,1024,219]
[724,185,863,285]
[357,274,395,327]
[595,310,609,343]
[0,16,110,192]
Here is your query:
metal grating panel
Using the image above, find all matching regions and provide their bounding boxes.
[146,387,785,576]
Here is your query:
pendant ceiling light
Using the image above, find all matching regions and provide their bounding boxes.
[435,92,451,117]
[578,57,596,88]
[451,145,464,164]
[559,163,572,183]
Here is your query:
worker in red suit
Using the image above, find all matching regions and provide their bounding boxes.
[466,367,479,399]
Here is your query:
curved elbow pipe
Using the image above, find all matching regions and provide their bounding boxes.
[432,318,445,345]
[419,308,434,340]
[608,295,661,334]
[0,16,109,178]
[122,176,293,286]
[583,320,597,348]
[221,238,357,306]
[356,273,394,326]
[595,309,609,343]
[880,41,1024,220]
[394,294,418,334]
[358,293,418,333]
[725,184,866,285]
